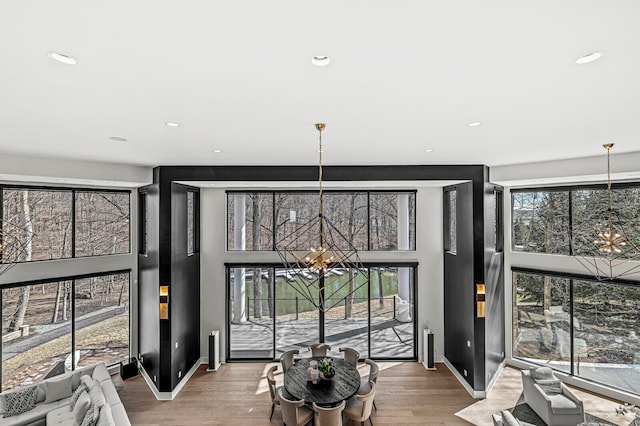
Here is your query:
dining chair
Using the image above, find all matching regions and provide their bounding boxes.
[358,359,379,410]
[343,381,376,426]
[266,365,282,420]
[309,342,331,357]
[339,347,360,367]
[312,400,345,426]
[280,349,300,373]
[278,388,314,426]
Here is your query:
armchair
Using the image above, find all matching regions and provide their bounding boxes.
[521,368,584,426]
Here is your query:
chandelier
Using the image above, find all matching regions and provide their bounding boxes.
[276,123,368,312]
[574,144,640,280]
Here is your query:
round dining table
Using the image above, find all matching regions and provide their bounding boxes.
[283,357,361,407]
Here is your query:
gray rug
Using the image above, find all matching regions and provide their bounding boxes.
[511,394,620,426]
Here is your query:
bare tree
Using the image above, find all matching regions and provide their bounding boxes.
[9,191,33,331]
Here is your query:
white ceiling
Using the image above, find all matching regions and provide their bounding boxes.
[1,1,639,169]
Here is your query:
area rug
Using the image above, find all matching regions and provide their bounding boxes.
[511,394,620,426]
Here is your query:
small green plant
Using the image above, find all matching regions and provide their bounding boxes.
[317,358,335,378]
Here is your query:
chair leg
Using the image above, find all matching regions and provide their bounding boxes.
[373,400,377,411]
[270,404,275,420]
[369,417,374,426]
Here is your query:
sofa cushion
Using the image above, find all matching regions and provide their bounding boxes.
[45,374,73,403]
[81,403,101,426]
[100,382,120,406]
[96,403,115,426]
[548,394,582,414]
[92,365,111,384]
[47,404,75,425]
[81,375,95,389]
[3,385,38,417]
[501,410,521,426]
[535,378,562,394]
[73,390,91,422]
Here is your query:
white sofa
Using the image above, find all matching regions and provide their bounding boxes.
[0,363,130,426]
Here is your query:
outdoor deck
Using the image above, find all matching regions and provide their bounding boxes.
[229,317,414,359]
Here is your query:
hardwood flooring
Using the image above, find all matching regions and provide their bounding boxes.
[115,362,632,426]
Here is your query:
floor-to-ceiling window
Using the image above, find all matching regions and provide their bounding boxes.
[511,184,640,396]
[226,190,417,361]
[0,186,131,391]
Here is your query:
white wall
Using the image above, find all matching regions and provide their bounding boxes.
[199,186,445,364]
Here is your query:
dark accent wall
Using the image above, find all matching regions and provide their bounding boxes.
[484,184,505,389]
[138,180,201,393]
[138,184,160,387]
[170,183,201,389]
[144,163,503,394]
[443,182,476,387]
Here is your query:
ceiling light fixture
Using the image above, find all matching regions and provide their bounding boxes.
[424,149,434,153]
[48,52,77,65]
[212,149,223,153]
[573,143,640,280]
[165,122,180,127]
[468,122,482,127]
[311,55,330,67]
[109,137,128,142]
[575,51,603,64]
[276,123,368,312]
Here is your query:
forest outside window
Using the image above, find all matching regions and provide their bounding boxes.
[1,271,130,391]
[1,187,130,262]
[227,191,416,251]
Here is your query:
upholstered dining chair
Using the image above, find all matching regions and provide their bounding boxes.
[309,342,331,357]
[280,349,300,373]
[358,359,379,410]
[312,400,345,426]
[278,388,314,426]
[339,347,360,367]
[266,365,282,420]
[343,381,376,426]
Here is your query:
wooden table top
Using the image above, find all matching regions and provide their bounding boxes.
[284,357,361,407]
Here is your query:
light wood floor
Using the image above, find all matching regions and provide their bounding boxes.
[115,362,633,426]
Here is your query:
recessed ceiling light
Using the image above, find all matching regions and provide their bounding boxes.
[165,122,180,127]
[424,149,434,153]
[576,51,603,64]
[109,136,128,142]
[317,150,325,153]
[311,55,330,67]
[212,149,223,153]
[468,122,482,127]
[48,52,77,65]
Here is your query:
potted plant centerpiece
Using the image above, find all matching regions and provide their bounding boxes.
[318,358,335,380]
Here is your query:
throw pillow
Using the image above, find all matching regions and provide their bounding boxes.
[73,390,91,422]
[70,382,89,408]
[81,375,95,390]
[3,385,38,417]
[530,366,555,381]
[88,384,106,409]
[501,410,522,426]
[81,402,101,426]
[45,374,73,403]
[96,403,115,426]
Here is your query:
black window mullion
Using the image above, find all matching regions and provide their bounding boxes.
[366,192,371,251]
[272,193,276,251]
[569,278,575,376]
[71,191,76,258]
[71,279,76,370]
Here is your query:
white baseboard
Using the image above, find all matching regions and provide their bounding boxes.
[443,358,486,399]
[139,358,205,401]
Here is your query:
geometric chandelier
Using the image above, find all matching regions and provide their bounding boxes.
[573,143,640,280]
[276,123,369,312]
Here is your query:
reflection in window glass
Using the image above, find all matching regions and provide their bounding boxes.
[75,192,130,257]
[370,267,414,358]
[446,190,457,253]
[512,272,571,373]
[74,273,130,368]
[370,193,416,250]
[511,191,570,254]
[2,189,72,262]
[2,283,72,391]
[227,193,274,250]
[573,280,640,395]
